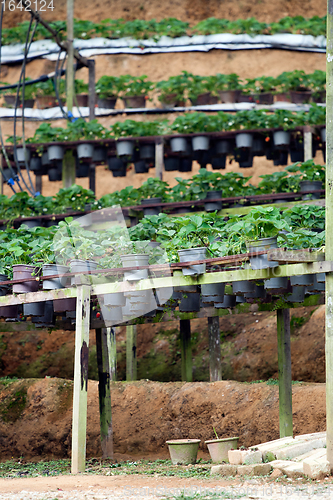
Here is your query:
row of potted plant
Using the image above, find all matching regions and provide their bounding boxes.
[3,69,324,111]
[1,15,326,45]
[0,160,325,222]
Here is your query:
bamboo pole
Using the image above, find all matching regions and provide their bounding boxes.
[71,285,91,474]
[276,308,293,438]
[326,0,333,471]
[126,325,137,381]
[95,328,114,459]
[180,319,192,382]
[208,316,222,382]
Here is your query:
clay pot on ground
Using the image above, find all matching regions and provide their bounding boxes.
[205,437,239,463]
[166,439,201,465]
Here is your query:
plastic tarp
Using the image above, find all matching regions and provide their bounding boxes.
[0,33,327,64]
[0,102,321,121]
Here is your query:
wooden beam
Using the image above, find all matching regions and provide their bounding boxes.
[276,308,293,438]
[180,319,192,382]
[267,248,325,263]
[155,140,164,181]
[208,316,222,382]
[95,328,114,459]
[71,285,91,474]
[126,325,137,381]
[304,126,313,161]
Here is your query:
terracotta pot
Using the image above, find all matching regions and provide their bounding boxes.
[205,437,239,463]
[166,439,201,465]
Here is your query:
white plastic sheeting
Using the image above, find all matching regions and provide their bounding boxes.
[0,33,327,64]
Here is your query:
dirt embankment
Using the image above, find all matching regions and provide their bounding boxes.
[0,377,326,461]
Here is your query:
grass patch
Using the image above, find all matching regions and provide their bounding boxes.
[0,385,27,423]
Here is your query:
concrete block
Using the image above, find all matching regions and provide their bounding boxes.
[294,432,326,442]
[280,462,304,479]
[237,463,272,476]
[270,468,283,478]
[228,449,262,465]
[274,439,325,460]
[270,460,298,470]
[251,436,295,452]
[303,454,330,480]
[294,448,326,462]
[211,464,238,476]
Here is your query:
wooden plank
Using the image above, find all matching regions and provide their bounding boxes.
[155,140,164,181]
[126,325,137,381]
[95,328,114,459]
[276,309,293,438]
[180,319,192,382]
[267,249,325,263]
[71,285,91,474]
[208,316,222,382]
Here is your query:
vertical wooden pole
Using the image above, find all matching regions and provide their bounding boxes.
[208,316,222,382]
[62,149,76,188]
[63,0,75,188]
[109,327,117,382]
[95,328,114,459]
[155,140,164,181]
[276,308,293,438]
[35,174,42,195]
[0,154,3,195]
[89,164,96,194]
[303,125,312,161]
[326,0,333,470]
[180,319,192,382]
[88,60,96,121]
[126,325,137,381]
[71,285,91,474]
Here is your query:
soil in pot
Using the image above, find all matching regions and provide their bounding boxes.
[12,265,40,293]
[204,190,222,212]
[166,439,201,465]
[299,180,323,200]
[178,247,207,276]
[205,437,239,463]
[123,96,146,108]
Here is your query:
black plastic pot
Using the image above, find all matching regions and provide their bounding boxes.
[201,282,225,304]
[134,160,149,174]
[286,286,305,303]
[179,292,200,312]
[164,157,180,171]
[140,144,155,160]
[232,281,255,295]
[112,167,127,177]
[214,294,236,308]
[204,190,222,212]
[264,277,288,293]
[97,97,117,109]
[93,147,107,164]
[299,180,322,200]
[53,298,76,313]
[23,301,45,317]
[179,158,192,172]
[34,300,55,327]
[211,156,226,170]
[273,150,289,166]
[141,197,162,216]
[290,274,315,287]
[252,135,267,157]
[48,165,62,182]
[234,149,253,168]
[108,157,125,171]
[76,162,90,178]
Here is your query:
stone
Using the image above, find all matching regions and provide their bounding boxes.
[274,439,325,460]
[211,464,238,476]
[228,449,262,465]
[237,463,272,476]
[279,462,304,479]
[303,455,330,479]
[270,468,283,478]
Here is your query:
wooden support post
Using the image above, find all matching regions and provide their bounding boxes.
[0,154,3,195]
[35,174,42,195]
[88,60,96,121]
[276,308,293,438]
[66,0,74,113]
[304,125,312,161]
[126,325,137,381]
[208,316,222,382]
[62,149,76,188]
[89,164,96,194]
[109,327,117,382]
[95,328,114,459]
[180,319,192,382]
[71,285,91,474]
[327,0,333,472]
[155,140,164,181]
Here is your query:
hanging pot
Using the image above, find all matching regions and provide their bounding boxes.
[177,247,207,276]
[244,284,266,299]
[124,95,146,108]
[48,165,62,182]
[201,282,225,304]
[273,150,289,166]
[290,147,304,163]
[16,147,30,164]
[246,237,278,269]
[170,137,188,153]
[76,162,90,178]
[93,146,107,164]
[101,304,123,325]
[77,143,94,160]
[179,292,200,312]
[166,439,201,465]
[317,273,326,283]
[108,156,125,171]
[232,280,255,295]
[273,131,290,148]
[0,305,18,318]
[236,295,247,304]
[48,145,64,162]
[70,259,98,286]
[252,135,266,156]
[116,140,134,157]
[215,139,232,156]
[204,190,222,212]
[140,144,155,160]
[30,157,43,172]
[34,300,54,327]
[141,197,162,216]
[290,274,315,287]
[97,97,117,109]
[306,274,325,293]
[299,180,322,200]
[174,284,197,294]
[192,136,209,151]
[42,264,69,290]
[134,160,149,174]
[286,286,305,303]
[235,133,253,149]
[104,292,126,307]
[235,149,253,168]
[53,297,76,313]
[214,294,236,308]
[179,158,192,172]
[321,128,326,143]
[121,254,149,281]
[264,277,288,293]
[23,301,45,317]
[164,157,180,171]
[211,156,226,170]
[41,151,49,166]
[205,437,239,463]
[12,264,40,293]
[112,168,127,177]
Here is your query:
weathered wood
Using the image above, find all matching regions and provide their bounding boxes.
[66,0,74,113]
[180,319,192,382]
[218,198,325,217]
[88,60,96,121]
[62,149,76,188]
[208,316,222,382]
[326,0,333,472]
[155,140,164,180]
[95,328,114,459]
[267,248,325,263]
[276,308,293,438]
[89,164,96,194]
[35,174,42,195]
[109,327,117,382]
[126,325,137,381]
[71,285,91,474]
[303,126,313,161]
